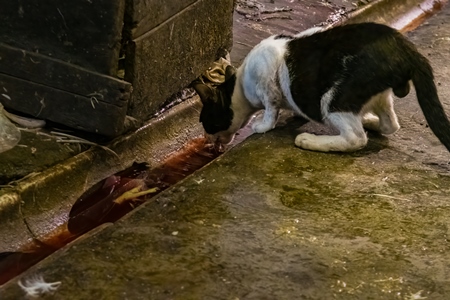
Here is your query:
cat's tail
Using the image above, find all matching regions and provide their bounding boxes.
[411,57,450,152]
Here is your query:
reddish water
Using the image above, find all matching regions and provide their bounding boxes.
[0,136,234,285]
[0,225,73,285]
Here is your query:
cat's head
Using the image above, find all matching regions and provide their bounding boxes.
[192,65,238,147]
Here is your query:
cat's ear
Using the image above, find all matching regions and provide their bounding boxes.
[225,65,236,81]
[192,82,213,104]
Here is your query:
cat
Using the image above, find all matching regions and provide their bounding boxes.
[193,22,450,152]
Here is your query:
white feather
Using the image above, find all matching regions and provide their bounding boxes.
[18,275,61,298]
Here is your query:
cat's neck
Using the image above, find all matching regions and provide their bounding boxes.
[233,70,257,113]
[228,68,258,131]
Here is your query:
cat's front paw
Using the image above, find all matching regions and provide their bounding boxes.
[295,132,367,152]
[252,119,274,133]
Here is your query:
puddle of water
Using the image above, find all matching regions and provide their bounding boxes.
[0,225,72,285]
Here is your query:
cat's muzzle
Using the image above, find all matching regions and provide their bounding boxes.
[204,132,233,153]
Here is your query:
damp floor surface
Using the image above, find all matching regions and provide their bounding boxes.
[1,1,450,299]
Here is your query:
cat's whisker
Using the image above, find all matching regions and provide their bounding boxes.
[190,105,201,114]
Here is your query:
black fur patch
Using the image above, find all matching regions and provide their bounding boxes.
[392,82,410,98]
[198,74,236,134]
[284,23,417,122]
[274,33,293,40]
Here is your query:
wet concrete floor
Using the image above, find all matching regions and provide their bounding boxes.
[2,1,450,300]
[231,0,364,64]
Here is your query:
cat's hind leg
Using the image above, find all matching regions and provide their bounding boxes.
[361,113,382,132]
[362,90,400,135]
[295,112,368,152]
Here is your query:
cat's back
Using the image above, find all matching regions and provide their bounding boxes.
[287,22,404,54]
[325,22,402,45]
[243,36,289,71]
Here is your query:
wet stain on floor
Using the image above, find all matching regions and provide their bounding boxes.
[231,0,367,64]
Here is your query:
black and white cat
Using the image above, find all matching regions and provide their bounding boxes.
[193,23,450,152]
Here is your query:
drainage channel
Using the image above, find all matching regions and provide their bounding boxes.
[0,126,253,285]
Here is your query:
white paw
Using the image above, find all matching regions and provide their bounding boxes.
[362,113,380,132]
[363,113,400,135]
[295,133,367,152]
[252,119,274,133]
[294,133,318,150]
[379,116,400,135]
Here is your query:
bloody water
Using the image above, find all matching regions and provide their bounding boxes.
[0,135,252,285]
[0,225,75,285]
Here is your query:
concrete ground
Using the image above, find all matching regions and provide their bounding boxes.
[1,0,450,299]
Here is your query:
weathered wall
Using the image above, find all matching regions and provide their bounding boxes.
[124,0,235,121]
[0,0,125,76]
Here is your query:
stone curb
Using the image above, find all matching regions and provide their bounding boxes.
[346,0,445,31]
[0,98,204,252]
